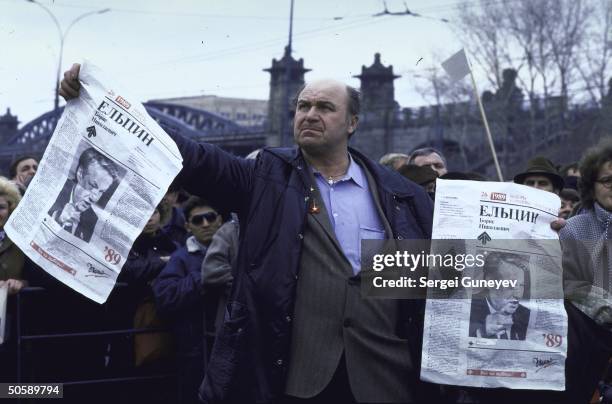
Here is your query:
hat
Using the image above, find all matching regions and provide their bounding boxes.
[440,171,489,181]
[559,188,579,202]
[440,171,470,180]
[398,164,438,185]
[513,156,564,191]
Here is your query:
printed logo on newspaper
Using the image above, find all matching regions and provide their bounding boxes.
[115,96,131,109]
[480,192,488,199]
[86,262,110,278]
[490,192,506,201]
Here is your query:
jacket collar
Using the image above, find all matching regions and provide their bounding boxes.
[265,146,416,197]
[186,235,207,254]
[594,202,612,230]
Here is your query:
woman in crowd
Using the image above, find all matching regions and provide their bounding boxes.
[0,176,27,382]
[112,202,178,376]
[0,177,27,295]
[560,138,612,403]
[119,202,178,289]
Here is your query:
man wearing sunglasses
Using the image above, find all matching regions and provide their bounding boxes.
[61,66,435,403]
[154,196,224,404]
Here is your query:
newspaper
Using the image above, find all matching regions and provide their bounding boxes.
[420,179,567,390]
[0,285,6,344]
[5,61,183,304]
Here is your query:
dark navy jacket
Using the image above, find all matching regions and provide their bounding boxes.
[167,130,434,403]
[153,240,207,358]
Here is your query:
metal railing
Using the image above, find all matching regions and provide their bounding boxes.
[8,285,179,401]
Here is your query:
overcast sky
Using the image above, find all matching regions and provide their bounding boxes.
[1,0,468,125]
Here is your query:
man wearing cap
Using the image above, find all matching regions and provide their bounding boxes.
[408,147,448,177]
[513,156,564,195]
[398,164,437,200]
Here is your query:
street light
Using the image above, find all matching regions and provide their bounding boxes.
[26,0,110,111]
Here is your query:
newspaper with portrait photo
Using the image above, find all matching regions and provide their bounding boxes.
[420,179,567,391]
[4,61,183,304]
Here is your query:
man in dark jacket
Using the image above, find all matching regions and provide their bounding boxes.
[154,197,224,404]
[61,68,434,403]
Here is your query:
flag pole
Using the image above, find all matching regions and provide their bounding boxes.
[468,66,504,181]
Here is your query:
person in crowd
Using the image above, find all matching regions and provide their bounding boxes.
[559,138,612,404]
[559,188,580,219]
[199,213,240,373]
[9,155,38,195]
[562,162,581,178]
[119,203,177,290]
[469,252,530,341]
[48,148,119,243]
[408,147,448,176]
[0,177,27,295]
[561,162,581,191]
[397,164,437,200]
[161,181,189,245]
[153,197,224,404]
[513,156,564,194]
[0,177,28,383]
[379,153,409,170]
[201,217,239,297]
[103,201,180,393]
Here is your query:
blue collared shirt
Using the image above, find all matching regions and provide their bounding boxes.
[313,155,386,274]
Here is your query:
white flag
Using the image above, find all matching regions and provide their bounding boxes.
[442,49,471,82]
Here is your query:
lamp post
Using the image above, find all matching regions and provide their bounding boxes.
[26,0,109,111]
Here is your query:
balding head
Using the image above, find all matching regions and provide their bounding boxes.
[293,80,360,155]
[294,80,360,128]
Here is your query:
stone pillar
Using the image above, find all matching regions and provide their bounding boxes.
[352,53,400,157]
[0,108,19,144]
[264,46,310,147]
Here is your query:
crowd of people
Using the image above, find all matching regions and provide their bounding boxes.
[0,64,610,404]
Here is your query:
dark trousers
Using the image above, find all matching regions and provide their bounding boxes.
[281,355,356,404]
[564,301,612,403]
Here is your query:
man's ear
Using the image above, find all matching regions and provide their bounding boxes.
[75,166,84,183]
[348,114,358,136]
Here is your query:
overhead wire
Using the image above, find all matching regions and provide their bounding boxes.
[124,14,392,74]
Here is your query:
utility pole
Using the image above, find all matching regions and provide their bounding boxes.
[280,0,295,147]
